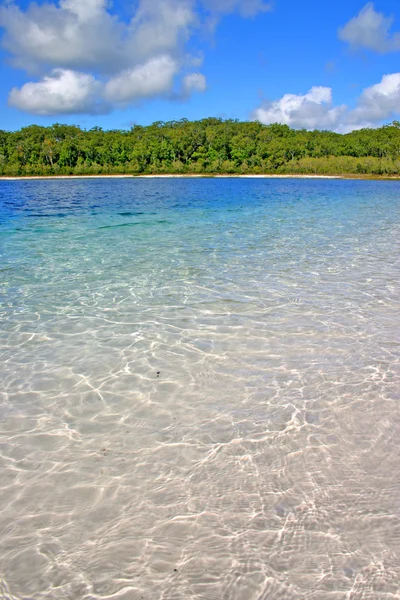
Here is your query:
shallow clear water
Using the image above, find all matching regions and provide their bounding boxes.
[0,178,399,600]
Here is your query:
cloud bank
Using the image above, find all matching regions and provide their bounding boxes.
[254,73,400,132]
[0,0,269,115]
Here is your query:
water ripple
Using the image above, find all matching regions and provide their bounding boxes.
[0,178,399,599]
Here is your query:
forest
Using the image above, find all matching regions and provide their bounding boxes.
[1,118,400,176]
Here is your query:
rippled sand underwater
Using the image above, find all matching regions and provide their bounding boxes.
[0,178,399,600]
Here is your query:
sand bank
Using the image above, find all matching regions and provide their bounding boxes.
[1,173,400,181]
[0,174,342,181]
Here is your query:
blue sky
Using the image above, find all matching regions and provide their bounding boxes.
[0,0,400,131]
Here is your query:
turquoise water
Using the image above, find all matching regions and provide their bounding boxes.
[0,178,399,599]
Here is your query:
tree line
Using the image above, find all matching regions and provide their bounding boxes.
[1,118,400,176]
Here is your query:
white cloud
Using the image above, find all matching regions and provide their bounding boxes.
[347,73,400,127]
[182,72,207,95]
[0,0,271,76]
[60,0,108,22]
[104,56,179,104]
[1,0,269,115]
[0,0,221,114]
[0,0,124,73]
[128,0,196,65]
[339,2,400,53]
[8,69,107,115]
[253,73,400,132]
[253,86,346,130]
[8,59,208,115]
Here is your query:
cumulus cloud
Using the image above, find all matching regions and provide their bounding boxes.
[8,59,209,115]
[9,69,107,115]
[60,0,108,22]
[127,0,196,66]
[348,73,400,127]
[0,0,198,75]
[253,87,346,130]
[0,0,124,73]
[104,55,179,104]
[182,72,207,95]
[253,74,400,132]
[0,0,272,115]
[339,2,400,53]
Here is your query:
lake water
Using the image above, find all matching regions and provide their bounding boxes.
[0,178,399,600]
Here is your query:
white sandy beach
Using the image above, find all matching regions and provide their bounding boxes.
[2,173,400,181]
[0,174,343,181]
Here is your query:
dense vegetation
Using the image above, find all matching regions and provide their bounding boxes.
[2,119,400,176]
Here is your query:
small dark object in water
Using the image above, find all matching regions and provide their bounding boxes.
[174,569,178,572]
[343,567,355,579]
[157,372,161,377]
[275,503,288,517]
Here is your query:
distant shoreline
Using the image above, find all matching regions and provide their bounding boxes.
[1,173,400,181]
[0,174,340,181]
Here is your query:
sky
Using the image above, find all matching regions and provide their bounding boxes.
[0,0,400,132]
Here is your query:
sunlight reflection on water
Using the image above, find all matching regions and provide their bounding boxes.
[0,178,399,599]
